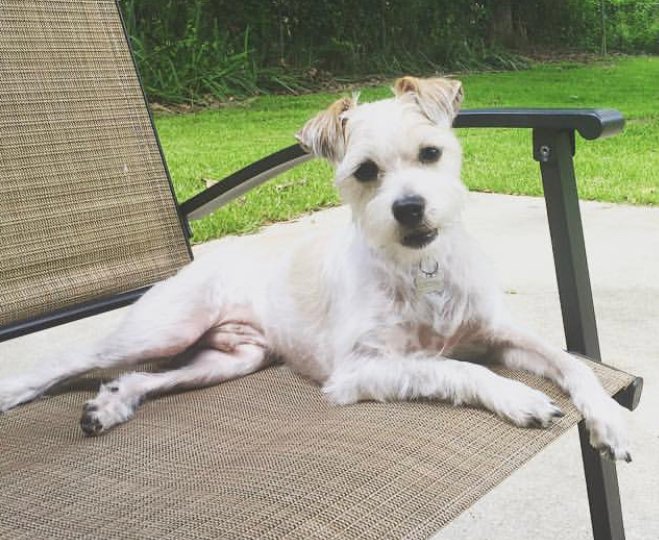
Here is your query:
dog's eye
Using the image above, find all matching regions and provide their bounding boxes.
[353,160,379,182]
[419,146,442,164]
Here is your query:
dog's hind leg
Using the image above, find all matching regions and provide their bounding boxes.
[0,270,223,413]
[79,338,271,436]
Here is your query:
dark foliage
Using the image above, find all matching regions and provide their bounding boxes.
[118,0,658,103]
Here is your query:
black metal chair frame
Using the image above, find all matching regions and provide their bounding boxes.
[0,92,643,539]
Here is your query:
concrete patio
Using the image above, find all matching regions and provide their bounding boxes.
[1,192,657,539]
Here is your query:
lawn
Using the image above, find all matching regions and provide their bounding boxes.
[154,56,659,243]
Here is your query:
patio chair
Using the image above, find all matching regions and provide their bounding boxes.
[0,1,643,539]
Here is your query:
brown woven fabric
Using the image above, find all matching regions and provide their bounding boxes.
[0,0,191,328]
[0,360,633,539]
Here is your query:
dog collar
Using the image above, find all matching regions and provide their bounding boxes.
[414,257,444,298]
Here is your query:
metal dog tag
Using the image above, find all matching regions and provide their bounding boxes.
[415,273,444,296]
[415,258,444,298]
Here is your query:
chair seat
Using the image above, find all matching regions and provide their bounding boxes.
[0,360,633,539]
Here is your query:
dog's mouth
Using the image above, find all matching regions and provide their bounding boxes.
[401,228,438,249]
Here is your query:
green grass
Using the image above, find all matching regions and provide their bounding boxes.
[154,56,659,243]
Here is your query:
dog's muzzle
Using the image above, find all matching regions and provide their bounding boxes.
[392,195,438,249]
[401,228,438,249]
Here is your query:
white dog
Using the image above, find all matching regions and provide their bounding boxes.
[0,76,630,461]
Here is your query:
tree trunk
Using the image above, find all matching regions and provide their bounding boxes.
[490,0,515,47]
[489,0,528,48]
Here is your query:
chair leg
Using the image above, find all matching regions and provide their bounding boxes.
[534,128,625,540]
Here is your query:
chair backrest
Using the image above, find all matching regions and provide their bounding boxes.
[0,0,191,336]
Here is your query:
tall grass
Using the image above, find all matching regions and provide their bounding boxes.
[120,0,307,103]
[118,0,532,104]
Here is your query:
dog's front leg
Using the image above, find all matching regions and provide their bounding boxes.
[488,324,631,461]
[323,352,564,429]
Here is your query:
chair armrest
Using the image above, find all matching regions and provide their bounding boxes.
[453,108,625,140]
[180,145,311,221]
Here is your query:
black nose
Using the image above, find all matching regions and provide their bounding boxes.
[392,195,425,227]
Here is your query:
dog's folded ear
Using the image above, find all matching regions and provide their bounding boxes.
[393,76,464,125]
[296,96,357,162]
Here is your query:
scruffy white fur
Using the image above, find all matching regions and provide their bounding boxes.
[0,77,630,461]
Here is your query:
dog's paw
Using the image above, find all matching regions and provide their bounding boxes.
[79,384,141,436]
[322,375,361,406]
[489,380,564,429]
[0,375,46,413]
[585,399,631,462]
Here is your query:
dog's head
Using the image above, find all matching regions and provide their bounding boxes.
[297,76,466,259]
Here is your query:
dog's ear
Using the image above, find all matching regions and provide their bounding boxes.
[295,96,357,162]
[393,76,464,124]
